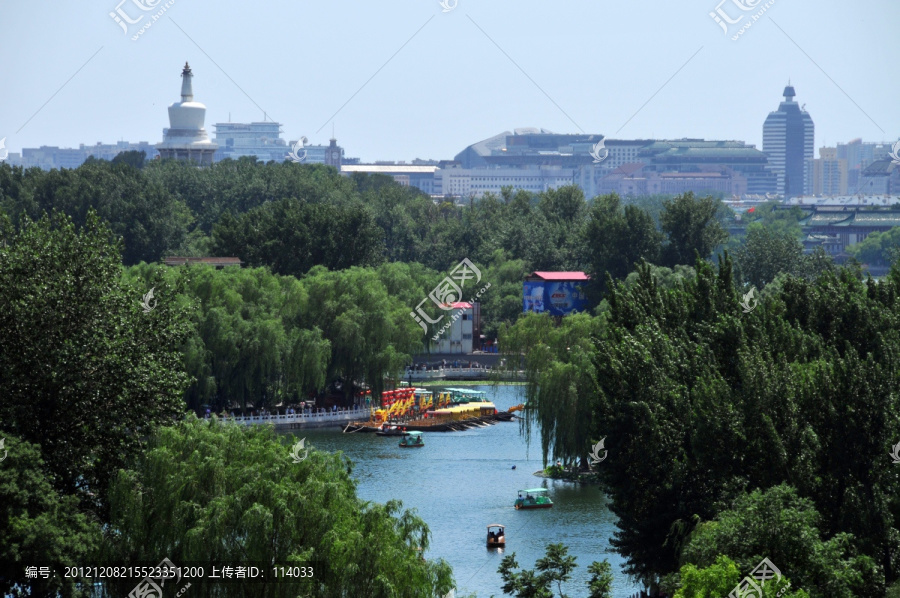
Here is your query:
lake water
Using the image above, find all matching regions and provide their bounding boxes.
[287,384,641,597]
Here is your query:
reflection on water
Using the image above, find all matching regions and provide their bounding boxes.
[284,385,640,597]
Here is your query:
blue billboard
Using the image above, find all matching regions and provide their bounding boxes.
[523,280,588,316]
[523,281,545,313]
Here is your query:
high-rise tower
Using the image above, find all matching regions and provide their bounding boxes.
[156,62,218,166]
[762,84,814,197]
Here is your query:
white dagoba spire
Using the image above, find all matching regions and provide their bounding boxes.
[156,61,217,165]
[180,62,194,102]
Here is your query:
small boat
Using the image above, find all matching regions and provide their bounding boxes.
[399,431,425,448]
[487,524,506,548]
[376,424,406,437]
[515,488,553,509]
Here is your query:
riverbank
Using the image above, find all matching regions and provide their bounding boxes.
[534,465,601,485]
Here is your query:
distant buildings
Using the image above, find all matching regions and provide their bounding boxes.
[156,62,218,166]
[786,195,900,208]
[805,146,849,196]
[427,130,775,200]
[762,84,815,198]
[299,138,348,168]
[213,121,287,162]
[857,159,900,195]
[836,139,895,191]
[638,139,776,194]
[799,208,900,257]
[341,163,440,195]
[9,141,158,169]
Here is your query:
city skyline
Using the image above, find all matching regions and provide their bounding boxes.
[1,1,897,163]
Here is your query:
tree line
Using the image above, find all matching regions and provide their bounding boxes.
[502,256,900,596]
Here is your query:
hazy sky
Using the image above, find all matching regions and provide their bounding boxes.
[1,1,898,162]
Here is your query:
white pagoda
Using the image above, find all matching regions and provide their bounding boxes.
[156,62,218,165]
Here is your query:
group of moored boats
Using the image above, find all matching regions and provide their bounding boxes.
[343,387,523,435]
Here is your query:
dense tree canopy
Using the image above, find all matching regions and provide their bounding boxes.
[0,437,100,597]
[504,257,900,595]
[5,154,878,597]
[99,416,454,597]
[0,211,191,511]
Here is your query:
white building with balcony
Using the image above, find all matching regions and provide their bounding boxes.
[431,302,478,354]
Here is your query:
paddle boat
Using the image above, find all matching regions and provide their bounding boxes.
[376,423,406,437]
[486,524,506,548]
[514,488,553,509]
[399,431,425,448]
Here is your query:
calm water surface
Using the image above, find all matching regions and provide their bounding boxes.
[287,385,640,597]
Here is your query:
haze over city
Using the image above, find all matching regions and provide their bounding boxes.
[1,0,898,162]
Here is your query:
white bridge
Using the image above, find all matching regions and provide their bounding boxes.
[403,366,524,382]
[404,366,493,381]
[226,406,365,429]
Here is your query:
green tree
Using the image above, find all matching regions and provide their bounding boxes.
[735,224,804,288]
[99,416,454,597]
[583,193,662,297]
[499,544,575,598]
[586,560,613,598]
[0,436,101,597]
[498,543,611,598]
[299,266,422,401]
[660,192,728,267]
[673,555,808,598]
[516,256,900,589]
[0,211,192,510]
[501,312,603,468]
[847,226,900,267]
[680,485,882,598]
[110,149,147,169]
[740,201,805,238]
[211,197,384,277]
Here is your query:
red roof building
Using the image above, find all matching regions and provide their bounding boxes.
[527,271,590,281]
[163,257,243,268]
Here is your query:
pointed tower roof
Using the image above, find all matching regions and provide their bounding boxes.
[783,84,796,102]
[180,62,194,102]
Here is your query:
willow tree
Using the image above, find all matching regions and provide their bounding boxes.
[500,312,604,467]
[99,416,454,597]
[298,266,422,402]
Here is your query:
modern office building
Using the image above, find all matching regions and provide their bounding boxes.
[156,62,218,166]
[635,139,776,195]
[805,147,849,196]
[436,164,579,198]
[452,130,774,199]
[213,121,287,162]
[594,166,748,197]
[762,84,815,198]
[287,137,347,168]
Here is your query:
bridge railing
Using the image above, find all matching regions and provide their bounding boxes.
[223,405,364,426]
